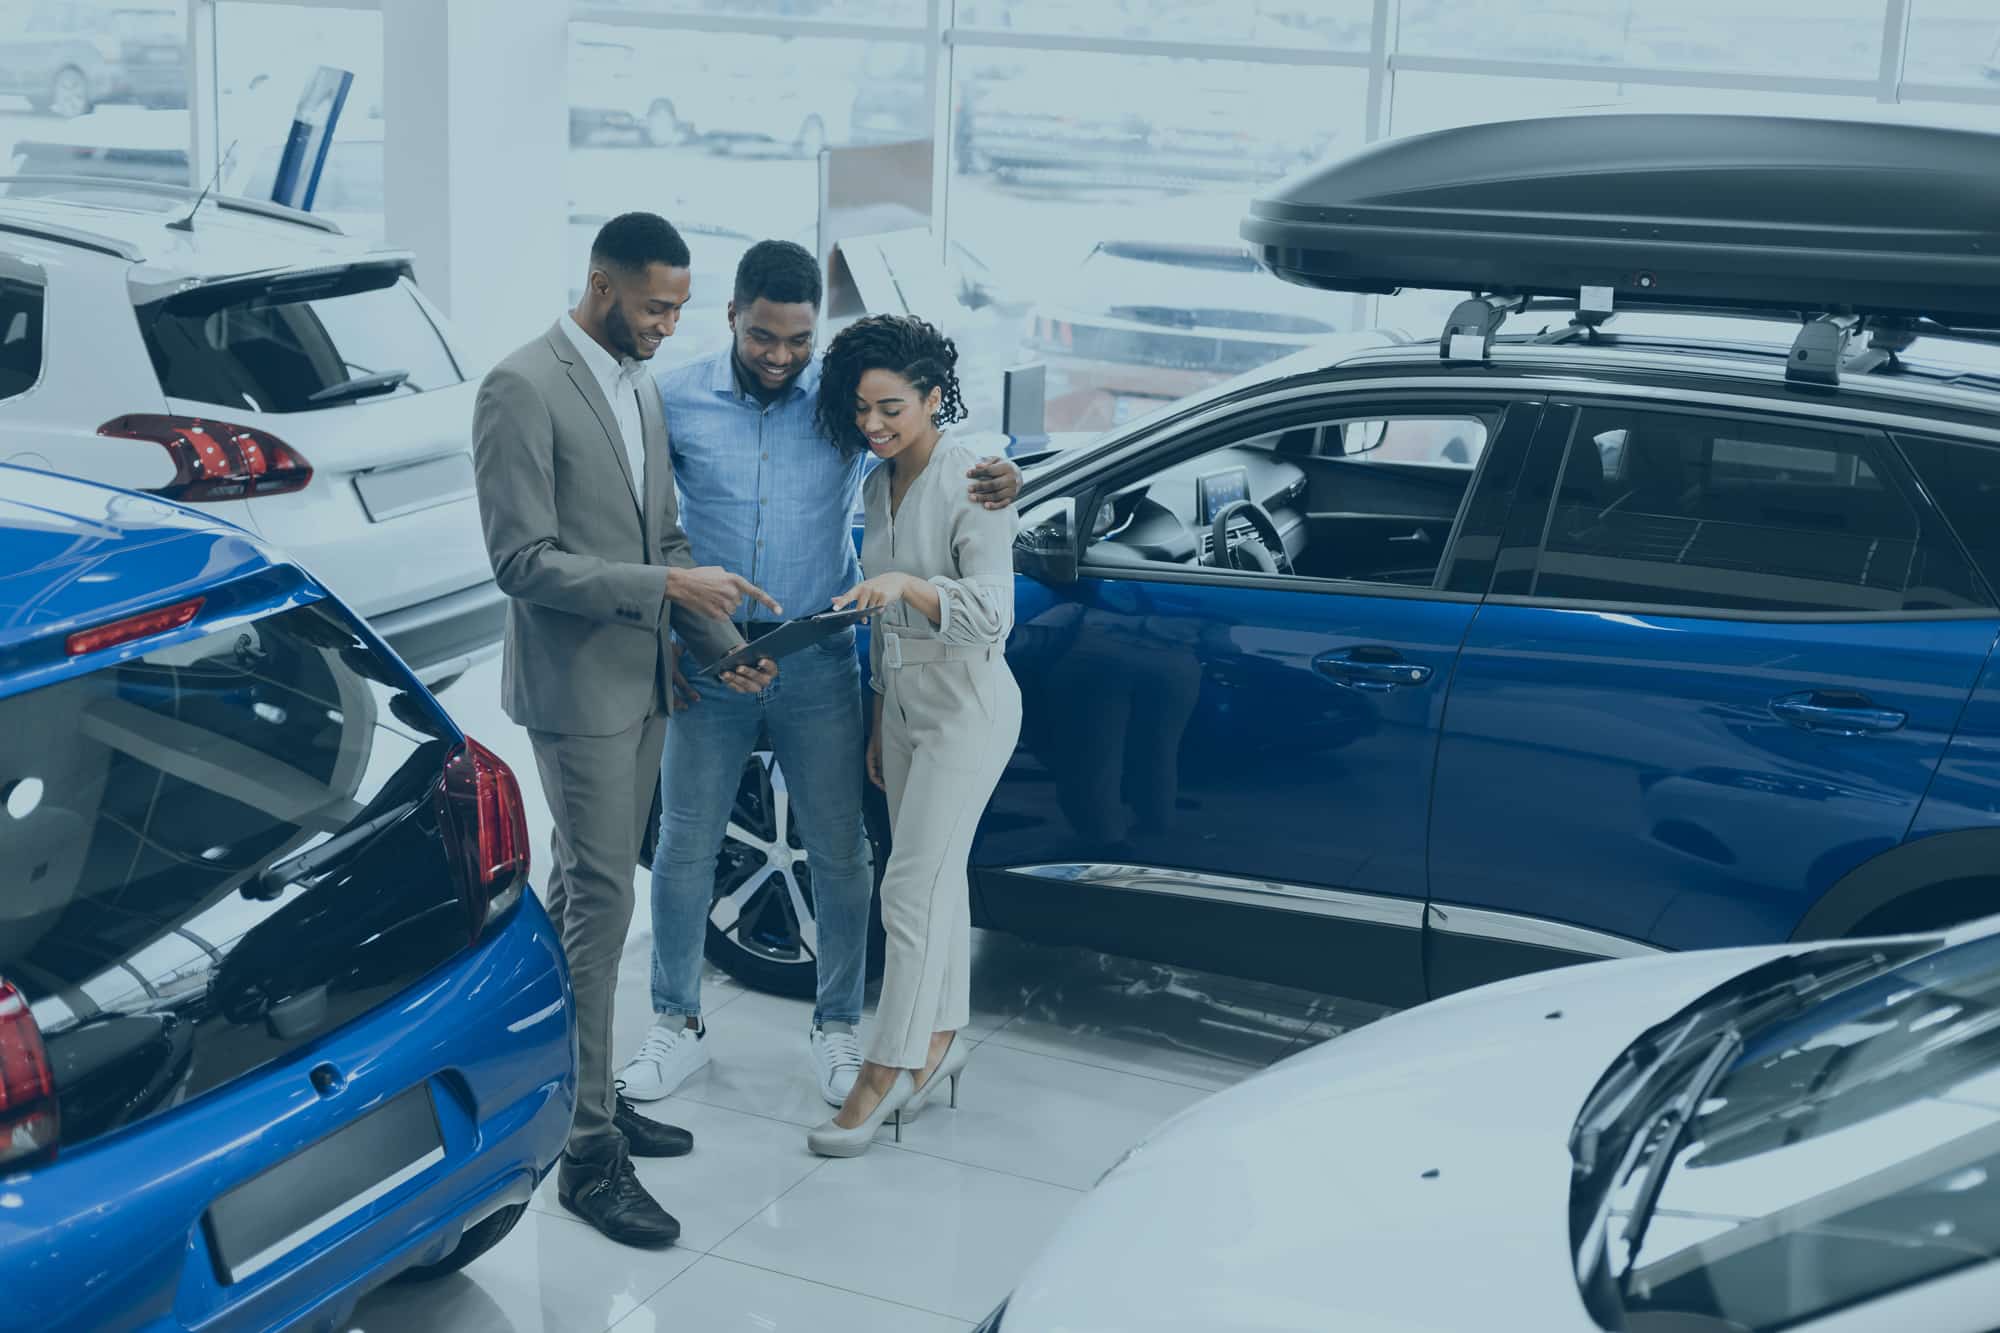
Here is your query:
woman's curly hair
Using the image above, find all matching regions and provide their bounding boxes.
[815,314,969,457]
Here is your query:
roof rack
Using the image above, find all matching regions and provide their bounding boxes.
[0,175,344,236]
[1445,292,2000,388]
[0,217,143,261]
[1242,114,2000,389]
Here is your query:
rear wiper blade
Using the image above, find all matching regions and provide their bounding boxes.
[248,799,419,900]
[307,368,411,406]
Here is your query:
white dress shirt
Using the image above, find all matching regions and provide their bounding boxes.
[561,312,649,505]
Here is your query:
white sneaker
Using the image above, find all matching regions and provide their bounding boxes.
[617,1018,709,1102]
[810,1022,863,1107]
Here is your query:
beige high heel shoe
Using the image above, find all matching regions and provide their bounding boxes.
[905,1033,972,1119]
[806,1070,917,1158]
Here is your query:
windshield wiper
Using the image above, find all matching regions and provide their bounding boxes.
[1613,1028,1744,1296]
[307,368,411,406]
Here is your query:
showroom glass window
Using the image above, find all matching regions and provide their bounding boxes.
[564,18,925,371]
[214,3,384,243]
[1532,406,1988,614]
[947,46,1365,431]
[1903,0,2000,88]
[0,0,189,187]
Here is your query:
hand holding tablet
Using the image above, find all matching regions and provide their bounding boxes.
[696,606,880,682]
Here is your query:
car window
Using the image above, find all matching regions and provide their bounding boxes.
[135,266,463,414]
[1324,416,1488,470]
[1616,934,2000,1333]
[1083,411,1496,590]
[1894,434,2000,603]
[1534,406,1989,614]
[0,272,45,402]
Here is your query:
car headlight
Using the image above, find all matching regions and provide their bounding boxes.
[973,1297,1008,1332]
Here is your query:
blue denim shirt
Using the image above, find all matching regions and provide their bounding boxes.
[657,349,869,623]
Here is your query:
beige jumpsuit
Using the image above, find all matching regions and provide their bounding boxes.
[862,437,1023,1070]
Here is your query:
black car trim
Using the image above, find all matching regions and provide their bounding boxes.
[1791,829,2000,941]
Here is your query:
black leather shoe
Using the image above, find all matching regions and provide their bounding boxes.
[615,1083,694,1158]
[556,1143,681,1249]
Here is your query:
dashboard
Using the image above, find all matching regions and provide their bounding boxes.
[1086,445,1308,569]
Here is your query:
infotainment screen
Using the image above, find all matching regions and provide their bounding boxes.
[1195,466,1251,525]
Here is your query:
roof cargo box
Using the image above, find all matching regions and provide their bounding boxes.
[1240,115,2000,332]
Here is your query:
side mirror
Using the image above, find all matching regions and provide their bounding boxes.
[1013,496,1078,586]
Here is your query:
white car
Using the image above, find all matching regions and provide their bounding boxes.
[0,178,500,688]
[987,917,2000,1332]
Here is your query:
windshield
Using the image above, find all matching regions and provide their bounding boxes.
[1589,933,2000,1331]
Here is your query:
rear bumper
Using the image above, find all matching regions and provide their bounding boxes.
[0,894,575,1333]
[372,578,507,680]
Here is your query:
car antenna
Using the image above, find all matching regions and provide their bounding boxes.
[167,140,238,233]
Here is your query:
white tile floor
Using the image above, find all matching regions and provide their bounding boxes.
[339,663,1386,1333]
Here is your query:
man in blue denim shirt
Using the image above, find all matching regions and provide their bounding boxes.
[619,241,1020,1108]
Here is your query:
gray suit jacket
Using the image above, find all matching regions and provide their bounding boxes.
[472,322,742,736]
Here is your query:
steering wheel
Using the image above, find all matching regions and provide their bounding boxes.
[1206,499,1293,575]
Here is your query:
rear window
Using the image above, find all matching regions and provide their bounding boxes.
[1538,407,1990,615]
[135,265,463,414]
[0,273,45,402]
[1895,434,2000,602]
[0,600,470,1154]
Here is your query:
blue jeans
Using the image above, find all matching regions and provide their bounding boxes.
[650,625,871,1026]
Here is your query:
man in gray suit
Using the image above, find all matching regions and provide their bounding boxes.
[472,212,778,1249]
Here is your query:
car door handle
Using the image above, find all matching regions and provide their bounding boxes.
[1769,692,1907,736]
[1314,648,1433,692]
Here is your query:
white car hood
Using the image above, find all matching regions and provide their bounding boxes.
[1001,947,1797,1333]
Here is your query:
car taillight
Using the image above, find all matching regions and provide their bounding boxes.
[65,596,204,657]
[434,738,531,941]
[98,413,313,503]
[0,980,58,1168]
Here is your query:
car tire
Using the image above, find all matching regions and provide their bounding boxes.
[49,67,91,119]
[640,749,887,999]
[793,115,827,158]
[394,1204,526,1282]
[644,100,683,147]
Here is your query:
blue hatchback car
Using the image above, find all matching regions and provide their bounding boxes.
[0,467,573,1333]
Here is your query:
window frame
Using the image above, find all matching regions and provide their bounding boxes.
[0,260,49,406]
[1492,396,2000,623]
[1065,386,1540,603]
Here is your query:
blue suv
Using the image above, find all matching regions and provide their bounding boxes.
[683,328,2000,1010]
[0,467,573,1333]
[682,118,2000,1010]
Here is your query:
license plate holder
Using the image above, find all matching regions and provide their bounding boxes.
[204,1083,444,1285]
[352,454,475,523]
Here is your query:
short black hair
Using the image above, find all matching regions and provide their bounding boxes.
[733,239,822,309]
[590,211,691,275]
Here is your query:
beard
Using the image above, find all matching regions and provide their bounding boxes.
[604,301,648,360]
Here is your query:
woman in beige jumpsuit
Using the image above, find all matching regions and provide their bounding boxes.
[807,315,1022,1157]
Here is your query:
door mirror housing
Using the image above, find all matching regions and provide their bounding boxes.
[1013,496,1078,586]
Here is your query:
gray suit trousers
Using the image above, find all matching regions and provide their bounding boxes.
[530,713,667,1160]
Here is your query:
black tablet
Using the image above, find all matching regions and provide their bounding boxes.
[697,607,877,681]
